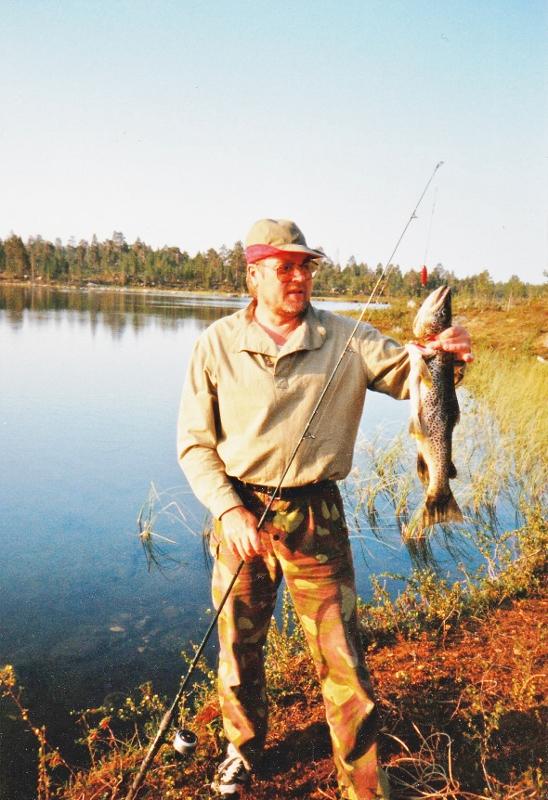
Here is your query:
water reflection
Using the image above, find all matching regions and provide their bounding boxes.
[0,284,245,335]
[0,284,384,334]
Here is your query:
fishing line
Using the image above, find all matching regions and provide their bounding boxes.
[124,160,444,800]
[286,160,445,438]
[361,161,444,320]
[423,185,439,266]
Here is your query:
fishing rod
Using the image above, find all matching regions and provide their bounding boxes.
[124,160,444,800]
[423,185,439,267]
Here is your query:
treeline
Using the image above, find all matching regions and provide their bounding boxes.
[0,231,544,299]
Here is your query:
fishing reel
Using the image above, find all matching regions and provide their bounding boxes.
[173,728,198,756]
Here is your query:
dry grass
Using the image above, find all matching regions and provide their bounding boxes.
[464,352,548,492]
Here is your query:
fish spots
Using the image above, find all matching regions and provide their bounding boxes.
[237,616,254,630]
[317,525,330,537]
[321,500,330,519]
[407,288,463,534]
[315,554,328,564]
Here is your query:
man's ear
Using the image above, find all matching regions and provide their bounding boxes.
[247,265,260,295]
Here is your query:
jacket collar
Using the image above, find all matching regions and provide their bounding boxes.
[233,303,327,356]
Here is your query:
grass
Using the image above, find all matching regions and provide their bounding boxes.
[464,352,547,493]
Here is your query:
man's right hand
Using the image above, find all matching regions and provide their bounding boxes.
[220,505,264,562]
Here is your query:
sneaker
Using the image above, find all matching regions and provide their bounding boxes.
[211,744,252,796]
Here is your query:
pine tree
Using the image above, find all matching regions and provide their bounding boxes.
[3,234,29,278]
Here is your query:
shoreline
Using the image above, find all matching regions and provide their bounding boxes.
[0,277,369,304]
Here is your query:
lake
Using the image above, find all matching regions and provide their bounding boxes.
[1,285,416,798]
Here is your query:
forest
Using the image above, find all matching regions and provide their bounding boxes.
[0,231,544,299]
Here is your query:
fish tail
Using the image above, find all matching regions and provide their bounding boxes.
[421,490,463,528]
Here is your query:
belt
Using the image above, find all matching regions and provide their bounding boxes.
[231,477,337,500]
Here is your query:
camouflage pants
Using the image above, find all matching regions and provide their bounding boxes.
[210,483,390,800]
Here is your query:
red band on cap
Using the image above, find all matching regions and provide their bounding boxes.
[245,245,312,265]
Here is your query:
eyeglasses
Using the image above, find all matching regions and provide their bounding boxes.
[265,261,318,282]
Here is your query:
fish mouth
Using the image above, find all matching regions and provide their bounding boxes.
[426,285,450,308]
[413,285,452,338]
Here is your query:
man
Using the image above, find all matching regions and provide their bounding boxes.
[177,219,472,799]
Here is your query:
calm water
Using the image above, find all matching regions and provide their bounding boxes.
[0,285,409,798]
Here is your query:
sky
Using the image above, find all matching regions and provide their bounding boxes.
[1,0,547,282]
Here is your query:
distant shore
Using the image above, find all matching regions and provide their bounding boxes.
[0,277,369,304]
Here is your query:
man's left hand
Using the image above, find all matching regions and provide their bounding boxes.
[430,325,473,362]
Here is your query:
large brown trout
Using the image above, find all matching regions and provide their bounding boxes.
[406,286,463,532]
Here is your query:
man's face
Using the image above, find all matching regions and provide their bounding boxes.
[249,256,315,319]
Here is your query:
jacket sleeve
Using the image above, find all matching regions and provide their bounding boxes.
[357,326,415,399]
[357,324,465,398]
[176,337,243,520]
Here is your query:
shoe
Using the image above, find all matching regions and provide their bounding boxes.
[211,744,252,796]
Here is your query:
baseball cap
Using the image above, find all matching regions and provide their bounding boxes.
[244,219,326,264]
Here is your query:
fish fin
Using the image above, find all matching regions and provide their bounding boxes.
[416,453,429,485]
[406,344,432,432]
[422,491,463,528]
[450,397,461,427]
[408,415,427,437]
[420,364,433,389]
[449,462,457,479]
[406,343,434,388]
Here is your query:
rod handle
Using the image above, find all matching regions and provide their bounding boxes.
[125,707,173,800]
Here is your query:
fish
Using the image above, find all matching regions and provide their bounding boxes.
[405,285,463,533]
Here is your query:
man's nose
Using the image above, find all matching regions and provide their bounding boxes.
[291,267,307,282]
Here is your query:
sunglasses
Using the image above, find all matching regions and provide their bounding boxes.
[265,261,318,282]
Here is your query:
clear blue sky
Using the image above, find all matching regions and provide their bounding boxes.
[1,0,546,282]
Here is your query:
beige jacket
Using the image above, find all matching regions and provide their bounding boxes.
[176,303,433,519]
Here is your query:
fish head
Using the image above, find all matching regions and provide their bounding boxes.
[412,285,452,338]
